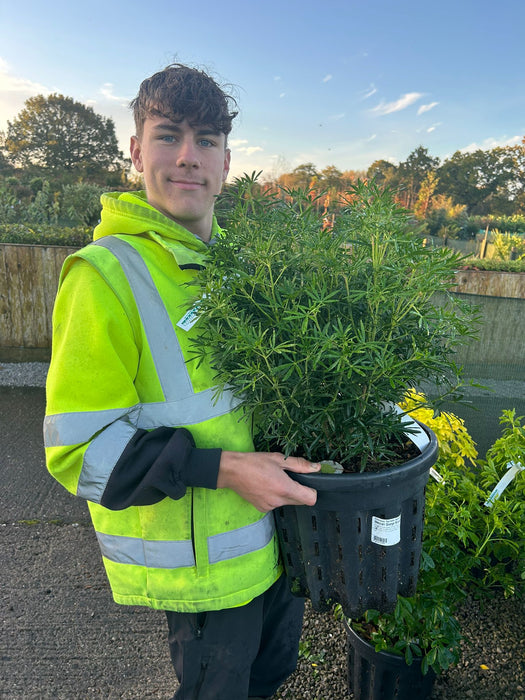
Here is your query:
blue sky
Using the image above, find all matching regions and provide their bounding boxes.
[0,0,524,180]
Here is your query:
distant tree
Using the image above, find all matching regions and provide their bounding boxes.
[319,165,343,190]
[61,182,106,226]
[289,162,319,189]
[5,94,125,179]
[510,138,525,213]
[366,159,398,187]
[341,169,366,188]
[397,146,439,208]
[0,131,14,176]
[414,171,439,219]
[437,148,519,215]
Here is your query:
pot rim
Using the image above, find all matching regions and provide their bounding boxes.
[286,422,438,491]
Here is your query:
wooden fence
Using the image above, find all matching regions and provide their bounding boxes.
[0,243,78,349]
[1,243,524,352]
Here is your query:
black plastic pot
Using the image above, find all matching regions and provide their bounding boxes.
[345,622,436,700]
[274,424,438,618]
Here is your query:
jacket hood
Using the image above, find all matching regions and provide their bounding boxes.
[93,191,220,267]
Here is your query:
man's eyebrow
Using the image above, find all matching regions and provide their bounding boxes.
[151,122,182,133]
[194,126,222,137]
[151,122,221,137]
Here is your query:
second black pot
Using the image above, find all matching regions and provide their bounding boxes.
[345,621,436,700]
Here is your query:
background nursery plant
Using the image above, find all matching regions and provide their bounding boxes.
[194,176,479,472]
[342,400,524,700]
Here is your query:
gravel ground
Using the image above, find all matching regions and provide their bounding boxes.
[275,594,525,699]
[0,361,49,387]
[2,361,524,698]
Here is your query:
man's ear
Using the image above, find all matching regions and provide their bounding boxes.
[223,148,231,182]
[130,135,144,173]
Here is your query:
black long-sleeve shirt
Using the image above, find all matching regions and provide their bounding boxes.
[100,426,222,510]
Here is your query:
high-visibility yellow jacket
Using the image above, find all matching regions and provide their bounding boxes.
[44,190,281,612]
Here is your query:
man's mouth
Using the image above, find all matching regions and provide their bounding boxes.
[169,179,204,190]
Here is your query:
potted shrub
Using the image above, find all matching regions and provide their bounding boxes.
[343,399,525,700]
[192,177,479,616]
[343,593,460,700]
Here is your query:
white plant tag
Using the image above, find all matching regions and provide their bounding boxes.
[484,461,524,508]
[371,515,401,546]
[383,402,431,452]
[176,303,201,332]
[429,467,444,483]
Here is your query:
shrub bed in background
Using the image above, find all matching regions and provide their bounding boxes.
[0,223,91,247]
[460,257,525,273]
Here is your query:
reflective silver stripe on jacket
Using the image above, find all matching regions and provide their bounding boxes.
[97,512,274,569]
[44,391,238,448]
[44,235,240,501]
[94,236,194,402]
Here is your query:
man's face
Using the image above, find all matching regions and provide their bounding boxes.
[130,116,231,241]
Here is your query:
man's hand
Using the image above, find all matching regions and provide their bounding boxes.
[217,451,320,512]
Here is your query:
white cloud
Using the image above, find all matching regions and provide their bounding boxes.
[417,101,439,116]
[322,74,333,83]
[427,122,442,133]
[279,92,286,98]
[360,83,377,100]
[100,83,130,106]
[460,135,523,153]
[232,141,264,156]
[366,134,377,142]
[0,58,52,130]
[370,92,423,116]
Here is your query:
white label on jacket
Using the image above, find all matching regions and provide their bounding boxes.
[371,515,401,546]
[177,304,201,332]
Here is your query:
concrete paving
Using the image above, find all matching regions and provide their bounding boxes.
[0,384,176,699]
[1,362,524,699]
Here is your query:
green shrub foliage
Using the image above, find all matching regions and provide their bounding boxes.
[194,177,479,470]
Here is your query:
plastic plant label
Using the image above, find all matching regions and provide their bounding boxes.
[319,460,344,474]
[383,402,431,452]
[484,461,524,508]
[430,467,444,483]
[371,515,401,546]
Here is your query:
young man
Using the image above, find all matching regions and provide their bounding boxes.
[44,64,320,699]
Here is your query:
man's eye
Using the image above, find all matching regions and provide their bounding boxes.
[200,139,214,147]
[161,135,176,143]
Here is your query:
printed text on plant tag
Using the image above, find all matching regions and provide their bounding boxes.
[371,515,401,546]
[177,304,200,332]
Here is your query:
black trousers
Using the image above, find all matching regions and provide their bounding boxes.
[165,574,304,700]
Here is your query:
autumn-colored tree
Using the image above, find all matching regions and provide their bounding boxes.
[414,171,439,219]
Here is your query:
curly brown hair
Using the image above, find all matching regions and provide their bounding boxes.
[130,63,238,139]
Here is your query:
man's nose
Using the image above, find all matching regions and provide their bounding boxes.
[176,138,200,167]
